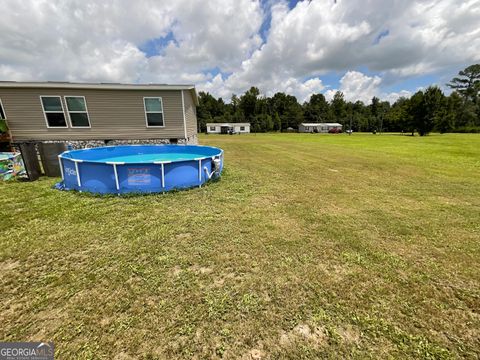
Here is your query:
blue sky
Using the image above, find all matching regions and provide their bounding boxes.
[139,32,178,58]
[0,0,478,103]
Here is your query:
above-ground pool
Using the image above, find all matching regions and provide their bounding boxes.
[58,145,224,194]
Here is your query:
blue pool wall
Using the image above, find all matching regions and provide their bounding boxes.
[58,145,224,194]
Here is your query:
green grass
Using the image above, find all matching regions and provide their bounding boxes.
[1,133,479,359]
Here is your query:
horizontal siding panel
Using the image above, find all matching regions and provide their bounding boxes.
[10,132,183,141]
[0,88,188,141]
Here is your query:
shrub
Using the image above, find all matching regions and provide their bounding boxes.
[0,119,7,133]
[454,125,480,133]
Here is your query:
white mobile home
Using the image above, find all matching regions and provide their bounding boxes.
[299,123,343,133]
[206,123,250,134]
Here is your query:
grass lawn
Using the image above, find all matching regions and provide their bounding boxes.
[1,133,479,359]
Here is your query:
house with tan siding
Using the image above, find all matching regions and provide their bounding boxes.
[0,81,199,147]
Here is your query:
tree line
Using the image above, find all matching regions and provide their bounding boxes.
[197,64,480,135]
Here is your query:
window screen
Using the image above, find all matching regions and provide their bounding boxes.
[41,96,67,127]
[65,96,90,127]
[144,97,164,127]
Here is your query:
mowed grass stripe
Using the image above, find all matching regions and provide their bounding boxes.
[0,133,479,359]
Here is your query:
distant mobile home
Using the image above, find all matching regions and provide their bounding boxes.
[298,123,343,133]
[206,123,250,134]
[0,81,199,146]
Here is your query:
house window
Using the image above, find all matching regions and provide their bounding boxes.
[65,96,90,127]
[210,126,216,131]
[0,98,6,119]
[40,96,67,127]
[144,97,164,127]
[240,126,245,131]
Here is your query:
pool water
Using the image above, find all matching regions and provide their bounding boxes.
[90,152,208,163]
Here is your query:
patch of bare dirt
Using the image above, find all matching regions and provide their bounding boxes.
[248,348,264,359]
[337,325,361,344]
[114,352,136,359]
[99,317,112,327]
[279,323,326,348]
[170,265,182,277]
[189,265,213,275]
[0,259,20,271]
[240,345,266,360]
[175,233,192,241]
[213,278,225,287]
[27,307,67,342]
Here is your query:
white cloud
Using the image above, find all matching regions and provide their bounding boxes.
[383,90,413,104]
[199,74,231,99]
[0,0,479,103]
[325,71,412,104]
[0,0,263,84]
[142,0,263,83]
[199,74,325,103]
[215,0,480,101]
[337,71,382,103]
[284,78,325,103]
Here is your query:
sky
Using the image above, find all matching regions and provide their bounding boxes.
[0,0,479,104]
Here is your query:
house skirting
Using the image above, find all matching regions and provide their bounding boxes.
[13,135,198,150]
[12,135,199,180]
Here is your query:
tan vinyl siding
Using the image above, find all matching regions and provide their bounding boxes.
[0,87,187,141]
[183,90,198,137]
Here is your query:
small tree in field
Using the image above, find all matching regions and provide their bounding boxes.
[447,64,480,104]
[421,86,446,136]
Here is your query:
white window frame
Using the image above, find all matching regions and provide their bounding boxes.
[40,95,67,128]
[64,96,91,128]
[0,98,6,120]
[143,97,165,128]
[240,126,245,131]
[210,126,216,131]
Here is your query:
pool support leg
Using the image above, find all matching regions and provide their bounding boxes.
[161,163,165,189]
[107,162,124,193]
[74,160,81,187]
[197,159,202,187]
[58,156,64,181]
[154,161,171,191]
[112,164,120,191]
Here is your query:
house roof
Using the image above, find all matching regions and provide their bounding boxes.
[301,123,343,127]
[206,123,250,126]
[0,81,199,105]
